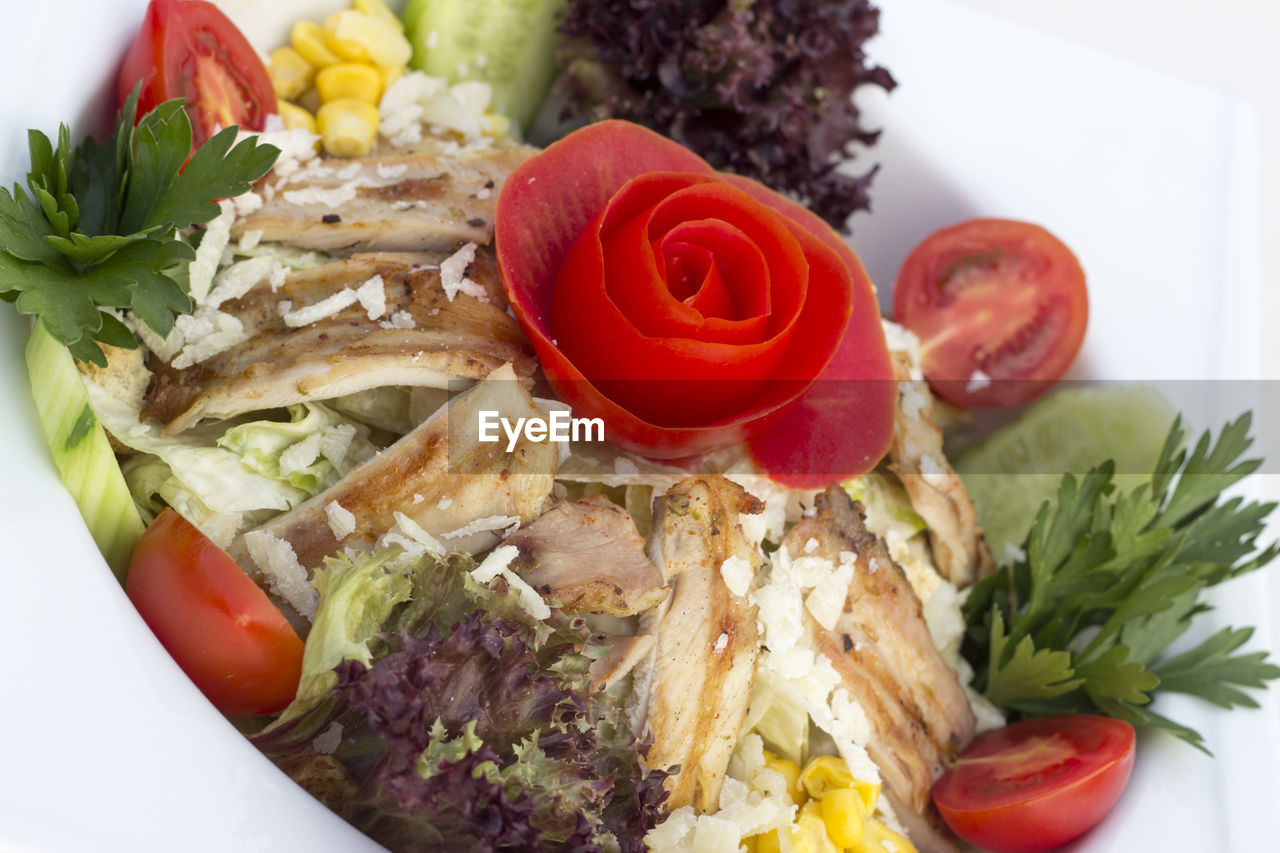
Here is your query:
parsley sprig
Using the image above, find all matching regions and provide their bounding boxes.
[0,91,278,366]
[964,413,1280,752]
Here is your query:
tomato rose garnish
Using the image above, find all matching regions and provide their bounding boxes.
[495,120,894,486]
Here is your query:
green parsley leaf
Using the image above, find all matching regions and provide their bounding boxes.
[983,610,1083,709]
[0,90,278,365]
[1150,626,1280,710]
[963,414,1279,751]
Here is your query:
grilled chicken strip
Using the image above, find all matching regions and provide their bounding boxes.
[502,494,667,616]
[645,475,763,813]
[783,486,976,851]
[230,146,535,254]
[228,364,556,604]
[143,250,536,434]
[589,632,656,692]
[887,351,996,587]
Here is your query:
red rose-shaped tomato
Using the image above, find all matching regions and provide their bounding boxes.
[495,121,895,486]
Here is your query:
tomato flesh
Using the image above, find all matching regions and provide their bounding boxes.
[116,0,276,145]
[126,509,303,716]
[932,715,1135,853]
[892,218,1088,408]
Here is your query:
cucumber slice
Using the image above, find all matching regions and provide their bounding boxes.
[25,323,145,582]
[955,386,1176,562]
[402,0,565,133]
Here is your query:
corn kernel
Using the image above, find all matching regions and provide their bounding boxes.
[786,824,819,853]
[316,98,380,157]
[276,100,317,134]
[323,10,412,67]
[797,804,838,853]
[292,20,341,68]
[799,755,853,800]
[268,47,314,101]
[315,63,382,105]
[753,830,782,853]
[851,779,881,815]
[354,0,403,30]
[741,833,759,853]
[849,819,918,853]
[763,750,806,807]
[377,64,405,90]
[819,788,866,848]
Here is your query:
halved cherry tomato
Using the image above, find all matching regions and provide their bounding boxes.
[932,714,1135,853]
[892,218,1087,408]
[116,0,276,146]
[126,509,303,716]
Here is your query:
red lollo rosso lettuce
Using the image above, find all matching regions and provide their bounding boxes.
[496,120,895,487]
[556,0,896,233]
[256,550,667,852]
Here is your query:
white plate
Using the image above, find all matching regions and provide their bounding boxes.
[1,0,1276,850]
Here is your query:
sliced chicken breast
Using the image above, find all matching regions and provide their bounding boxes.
[231,145,535,254]
[502,494,667,616]
[783,486,976,851]
[227,364,556,620]
[644,475,764,813]
[143,250,536,433]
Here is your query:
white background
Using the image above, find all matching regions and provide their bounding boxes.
[947,0,1280,724]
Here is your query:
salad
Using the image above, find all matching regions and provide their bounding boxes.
[2,1,1278,852]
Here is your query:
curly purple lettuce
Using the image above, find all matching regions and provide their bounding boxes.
[557,0,896,233]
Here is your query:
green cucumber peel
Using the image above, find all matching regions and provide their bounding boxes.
[25,322,144,582]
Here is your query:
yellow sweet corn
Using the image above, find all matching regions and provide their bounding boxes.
[323,10,412,67]
[763,750,806,807]
[277,100,317,134]
[819,788,866,848]
[315,62,382,105]
[851,779,881,815]
[292,20,341,68]
[268,47,314,101]
[740,833,759,853]
[317,98,380,157]
[377,64,405,91]
[753,830,782,853]
[799,755,853,800]
[354,0,403,30]
[796,803,839,853]
[849,819,918,853]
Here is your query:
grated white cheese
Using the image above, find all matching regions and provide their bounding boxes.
[237,228,263,251]
[376,163,409,180]
[243,530,318,619]
[279,432,323,476]
[436,497,453,510]
[281,288,360,327]
[440,514,520,540]
[283,183,361,209]
[355,274,387,321]
[804,558,855,631]
[439,242,484,301]
[719,554,754,598]
[206,256,276,308]
[391,511,446,558]
[324,501,357,541]
[187,200,236,306]
[470,545,550,619]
